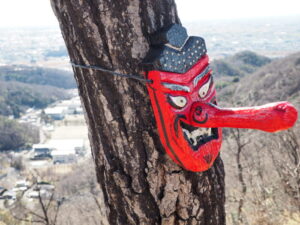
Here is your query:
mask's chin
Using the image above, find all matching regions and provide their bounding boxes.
[180,121,219,151]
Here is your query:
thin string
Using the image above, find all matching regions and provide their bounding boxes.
[70,62,152,83]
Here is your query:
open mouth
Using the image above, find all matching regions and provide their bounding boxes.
[180,121,218,151]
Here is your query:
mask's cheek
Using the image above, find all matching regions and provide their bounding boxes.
[147,89,180,141]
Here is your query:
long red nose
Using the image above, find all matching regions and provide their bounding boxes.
[190,101,298,132]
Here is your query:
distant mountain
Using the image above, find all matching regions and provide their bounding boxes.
[211,51,272,78]
[217,53,300,224]
[0,81,70,118]
[44,46,68,58]
[218,52,300,108]
[0,65,75,117]
[0,65,76,89]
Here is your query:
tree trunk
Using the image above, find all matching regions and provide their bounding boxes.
[50,0,225,224]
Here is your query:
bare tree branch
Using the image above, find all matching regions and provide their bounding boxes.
[38,190,50,225]
[11,212,44,224]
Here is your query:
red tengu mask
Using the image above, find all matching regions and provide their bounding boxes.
[143,24,298,172]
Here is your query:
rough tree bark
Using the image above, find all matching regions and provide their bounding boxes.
[50,1,225,224]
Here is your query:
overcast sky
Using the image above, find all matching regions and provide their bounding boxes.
[176,0,300,21]
[0,0,299,27]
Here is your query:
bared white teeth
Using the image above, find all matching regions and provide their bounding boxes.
[182,127,212,147]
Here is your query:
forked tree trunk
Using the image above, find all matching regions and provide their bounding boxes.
[50,1,225,224]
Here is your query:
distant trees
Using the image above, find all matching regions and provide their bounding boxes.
[224,128,300,225]
[269,129,300,210]
[227,129,249,224]
[211,51,272,78]
[0,116,39,151]
[10,182,63,225]
[0,81,70,117]
[218,51,300,224]
[7,159,108,225]
[0,65,75,89]
[10,156,26,171]
[0,65,76,117]
[55,160,109,225]
[232,51,271,67]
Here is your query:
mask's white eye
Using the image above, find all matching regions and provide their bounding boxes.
[168,95,187,109]
[198,77,211,98]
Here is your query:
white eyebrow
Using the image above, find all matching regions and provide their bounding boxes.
[193,65,210,87]
[162,82,190,92]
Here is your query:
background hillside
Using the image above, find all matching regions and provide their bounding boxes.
[212,51,272,77]
[217,52,300,225]
[0,66,76,118]
[218,52,300,107]
[210,51,272,89]
[0,81,70,118]
[0,65,76,89]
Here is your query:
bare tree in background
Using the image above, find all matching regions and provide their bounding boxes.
[10,186,63,225]
[50,1,225,224]
[225,129,249,225]
[269,129,300,210]
[55,159,109,225]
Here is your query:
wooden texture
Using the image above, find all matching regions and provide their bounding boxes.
[50,0,225,224]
